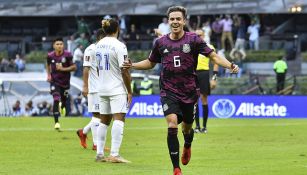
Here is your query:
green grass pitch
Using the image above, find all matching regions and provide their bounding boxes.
[0,117,307,175]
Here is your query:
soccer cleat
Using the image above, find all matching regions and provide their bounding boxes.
[95,154,107,162]
[54,122,61,130]
[92,145,97,150]
[173,168,182,175]
[106,155,131,163]
[194,127,201,133]
[59,102,66,117]
[76,129,87,148]
[181,146,191,165]
[200,128,207,134]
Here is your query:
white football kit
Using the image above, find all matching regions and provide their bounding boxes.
[95,37,129,114]
[83,43,100,113]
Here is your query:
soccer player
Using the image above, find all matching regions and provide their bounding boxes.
[95,18,132,163]
[123,6,239,175]
[76,29,106,150]
[194,29,219,134]
[47,37,77,130]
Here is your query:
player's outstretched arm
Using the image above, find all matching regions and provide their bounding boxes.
[123,59,156,70]
[132,59,156,70]
[209,52,239,73]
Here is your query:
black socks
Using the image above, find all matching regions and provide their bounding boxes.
[167,128,180,169]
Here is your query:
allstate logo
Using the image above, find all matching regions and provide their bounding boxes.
[212,99,236,118]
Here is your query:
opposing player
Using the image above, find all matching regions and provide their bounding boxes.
[194,29,219,134]
[95,18,132,163]
[123,6,239,175]
[76,29,106,150]
[47,37,76,130]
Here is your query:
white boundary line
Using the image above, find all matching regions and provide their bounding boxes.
[0,122,306,132]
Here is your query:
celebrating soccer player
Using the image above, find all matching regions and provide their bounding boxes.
[123,6,239,175]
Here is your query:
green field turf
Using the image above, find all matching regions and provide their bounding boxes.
[0,117,307,175]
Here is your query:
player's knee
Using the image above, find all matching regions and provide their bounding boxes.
[167,122,178,128]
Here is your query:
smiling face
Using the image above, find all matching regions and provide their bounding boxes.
[168,11,186,37]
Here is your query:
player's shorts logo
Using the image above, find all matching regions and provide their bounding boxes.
[95,104,99,110]
[212,99,236,118]
[163,104,169,112]
[182,44,191,53]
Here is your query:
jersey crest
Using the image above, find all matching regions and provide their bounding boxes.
[182,44,191,53]
[61,57,66,63]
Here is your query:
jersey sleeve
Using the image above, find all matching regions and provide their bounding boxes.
[67,52,74,66]
[47,54,51,65]
[83,48,93,67]
[195,35,213,57]
[117,43,128,68]
[148,39,161,63]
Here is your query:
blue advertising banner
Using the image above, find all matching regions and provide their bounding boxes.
[209,95,307,118]
[126,95,307,118]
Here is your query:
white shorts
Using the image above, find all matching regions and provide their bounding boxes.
[99,94,129,114]
[88,93,100,113]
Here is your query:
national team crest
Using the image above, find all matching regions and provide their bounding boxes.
[182,44,191,53]
[61,57,66,63]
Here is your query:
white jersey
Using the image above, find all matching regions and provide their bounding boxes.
[83,44,99,93]
[95,37,128,96]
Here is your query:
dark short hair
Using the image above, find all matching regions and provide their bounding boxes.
[101,18,119,35]
[167,6,187,19]
[52,37,64,44]
[96,28,106,40]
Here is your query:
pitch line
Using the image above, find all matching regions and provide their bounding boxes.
[0,122,305,132]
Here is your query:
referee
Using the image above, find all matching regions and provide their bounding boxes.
[194,29,219,133]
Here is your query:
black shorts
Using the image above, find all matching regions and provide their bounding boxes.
[50,83,69,100]
[197,70,210,95]
[161,96,196,124]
